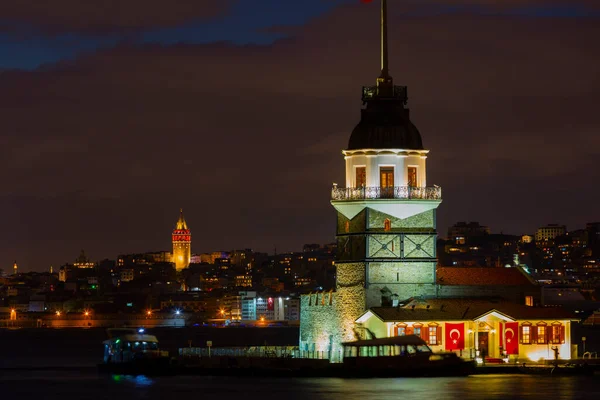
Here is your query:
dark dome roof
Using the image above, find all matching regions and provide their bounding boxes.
[348,99,423,150]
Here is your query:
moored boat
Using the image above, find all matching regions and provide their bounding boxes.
[340,335,475,377]
[97,328,172,375]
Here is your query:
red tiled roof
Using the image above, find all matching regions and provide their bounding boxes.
[436,267,534,286]
[368,298,576,322]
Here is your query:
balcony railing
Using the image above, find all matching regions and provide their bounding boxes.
[362,85,408,103]
[331,186,442,201]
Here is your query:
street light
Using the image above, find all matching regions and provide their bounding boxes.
[84,311,90,317]
[56,311,61,317]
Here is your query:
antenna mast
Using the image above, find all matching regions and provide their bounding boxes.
[376,0,393,96]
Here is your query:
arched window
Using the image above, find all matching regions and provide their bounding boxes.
[384,218,392,232]
[424,323,441,346]
[395,323,407,336]
[550,322,565,344]
[536,322,548,344]
[520,322,532,345]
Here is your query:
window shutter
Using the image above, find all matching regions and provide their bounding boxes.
[422,326,429,344]
[437,326,442,346]
[532,326,538,344]
[548,326,554,344]
[560,325,565,344]
[519,325,523,344]
[406,326,414,335]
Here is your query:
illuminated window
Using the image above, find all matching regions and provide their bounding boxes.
[408,166,418,187]
[537,325,546,344]
[551,324,563,344]
[384,218,391,232]
[525,296,534,307]
[428,326,438,345]
[521,325,531,344]
[355,167,366,187]
[414,327,421,337]
[396,326,406,336]
[380,167,394,197]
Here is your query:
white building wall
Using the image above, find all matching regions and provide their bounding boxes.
[343,150,429,188]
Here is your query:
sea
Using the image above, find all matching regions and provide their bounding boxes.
[1,371,599,400]
[1,328,599,399]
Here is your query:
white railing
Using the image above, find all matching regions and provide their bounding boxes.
[331,186,441,201]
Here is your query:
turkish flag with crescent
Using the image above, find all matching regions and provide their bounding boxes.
[504,322,519,354]
[445,322,465,350]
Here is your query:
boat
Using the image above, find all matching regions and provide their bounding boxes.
[340,335,476,377]
[97,328,172,375]
[175,335,474,377]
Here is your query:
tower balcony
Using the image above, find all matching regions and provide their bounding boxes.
[331,185,442,201]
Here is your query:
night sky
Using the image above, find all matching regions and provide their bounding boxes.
[1,0,599,272]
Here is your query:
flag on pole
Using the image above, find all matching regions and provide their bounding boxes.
[504,322,519,355]
[445,322,465,350]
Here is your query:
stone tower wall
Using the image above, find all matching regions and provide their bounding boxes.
[173,242,191,271]
[300,263,366,358]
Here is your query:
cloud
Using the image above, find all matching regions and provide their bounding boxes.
[0,0,232,35]
[1,3,599,269]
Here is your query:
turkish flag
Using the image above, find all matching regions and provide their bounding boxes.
[267,297,274,311]
[445,322,465,350]
[361,0,374,3]
[504,322,519,355]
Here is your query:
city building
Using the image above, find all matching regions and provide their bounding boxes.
[234,275,253,288]
[120,269,134,282]
[58,250,97,283]
[447,222,491,242]
[535,224,567,243]
[207,291,301,322]
[172,209,191,271]
[355,298,575,361]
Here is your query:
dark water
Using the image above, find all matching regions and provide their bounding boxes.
[0,327,298,368]
[1,329,599,399]
[0,371,598,400]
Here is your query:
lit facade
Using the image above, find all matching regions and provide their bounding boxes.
[172,209,191,271]
[355,299,575,362]
[234,292,300,322]
[535,224,566,242]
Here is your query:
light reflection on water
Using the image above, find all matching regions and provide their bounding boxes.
[1,372,598,400]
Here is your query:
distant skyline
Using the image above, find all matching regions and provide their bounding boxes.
[2,0,599,271]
